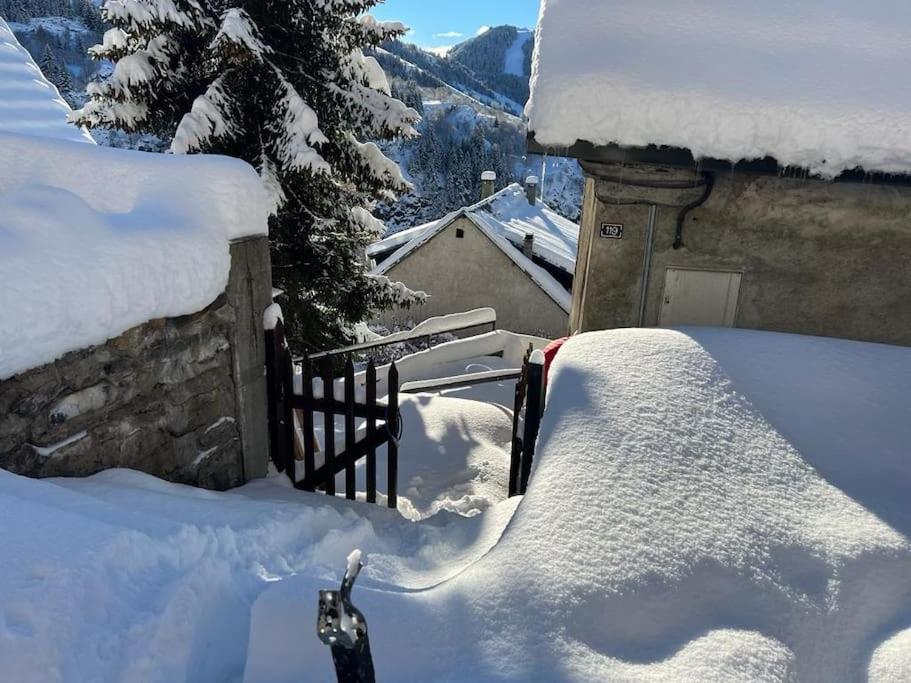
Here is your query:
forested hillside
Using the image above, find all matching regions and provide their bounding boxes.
[4,3,583,231]
[449,26,534,106]
[373,28,583,231]
[3,0,103,106]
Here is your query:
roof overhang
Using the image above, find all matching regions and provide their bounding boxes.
[527,133,911,187]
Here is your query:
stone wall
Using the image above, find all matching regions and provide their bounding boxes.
[0,237,273,490]
[573,162,911,346]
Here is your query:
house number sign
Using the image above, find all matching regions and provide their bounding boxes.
[600,223,624,239]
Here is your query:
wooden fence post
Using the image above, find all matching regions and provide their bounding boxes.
[279,329,296,482]
[508,345,534,497]
[365,361,378,504]
[301,353,316,491]
[344,356,357,501]
[386,362,399,510]
[265,320,296,483]
[321,357,336,496]
[519,350,546,495]
[508,376,524,498]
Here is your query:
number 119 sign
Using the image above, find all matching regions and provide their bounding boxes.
[600,223,624,239]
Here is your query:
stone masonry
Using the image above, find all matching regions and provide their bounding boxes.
[0,237,273,490]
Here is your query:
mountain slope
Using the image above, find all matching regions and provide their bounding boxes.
[373,30,583,232]
[448,26,534,107]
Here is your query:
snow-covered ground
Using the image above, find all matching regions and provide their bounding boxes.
[1,328,909,682]
[0,467,519,682]
[527,0,911,177]
[247,328,911,682]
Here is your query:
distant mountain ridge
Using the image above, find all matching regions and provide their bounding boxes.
[372,27,583,232]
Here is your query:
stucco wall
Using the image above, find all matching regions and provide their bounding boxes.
[575,164,911,346]
[0,237,273,490]
[374,216,569,339]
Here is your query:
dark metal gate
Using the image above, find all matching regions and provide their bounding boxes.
[265,320,400,508]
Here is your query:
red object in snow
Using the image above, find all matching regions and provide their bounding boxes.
[542,337,569,384]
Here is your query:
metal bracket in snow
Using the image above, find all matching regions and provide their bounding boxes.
[318,549,376,683]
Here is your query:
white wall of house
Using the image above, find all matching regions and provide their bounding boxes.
[373,216,569,339]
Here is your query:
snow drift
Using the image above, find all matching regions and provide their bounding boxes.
[527,0,911,177]
[245,328,911,682]
[0,132,270,379]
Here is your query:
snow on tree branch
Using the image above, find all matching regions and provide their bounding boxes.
[171,75,236,155]
[210,8,270,61]
[273,71,331,174]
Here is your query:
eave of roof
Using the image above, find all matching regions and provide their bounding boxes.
[527,134,911,187]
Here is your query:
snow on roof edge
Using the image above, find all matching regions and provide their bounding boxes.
[370,182,578,273]
[526,0,911,179]
[0,131,271,379]
[371,195,571,313]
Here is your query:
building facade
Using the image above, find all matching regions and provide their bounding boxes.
[526,1,911,347]
[566,156,911,346]
[370,180,577,339]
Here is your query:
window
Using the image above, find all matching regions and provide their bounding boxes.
[456,228,465,239]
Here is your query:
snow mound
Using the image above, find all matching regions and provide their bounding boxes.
[0,467,516,682]
[527,0,911,177]
[0,17,94,144]
[246,328,911,681]
[0,132,270,379]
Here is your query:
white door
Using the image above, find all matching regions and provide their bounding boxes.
[659,268,742,327]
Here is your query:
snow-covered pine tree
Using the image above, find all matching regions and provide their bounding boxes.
[39,44,61,82]
[73,0,424,351]
[39,43,75,105]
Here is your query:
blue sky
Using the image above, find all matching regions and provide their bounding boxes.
[372,0,540,53]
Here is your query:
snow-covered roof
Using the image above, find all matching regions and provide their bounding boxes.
[370,183,579,273]
[0,132,270,379]
[0,17,93,144]
[370,184,575,313]
[527,1,911,178]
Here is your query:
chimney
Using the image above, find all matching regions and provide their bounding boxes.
[480,171,497,200]
[525,175,539,206]
[523,233,534,259]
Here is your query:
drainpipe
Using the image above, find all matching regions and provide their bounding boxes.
[637,205,659,326]
[673,172,715,249]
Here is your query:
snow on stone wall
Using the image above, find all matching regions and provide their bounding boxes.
[0,132,270,379]
[527,0,911,177]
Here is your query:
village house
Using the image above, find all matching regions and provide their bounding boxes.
[369,173,578,339]
[526,1,911,347]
